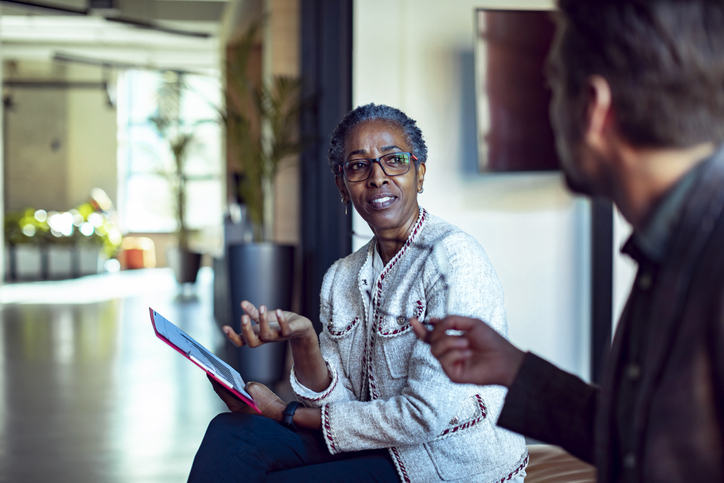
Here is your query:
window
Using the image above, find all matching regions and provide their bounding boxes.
[117,70,223,236]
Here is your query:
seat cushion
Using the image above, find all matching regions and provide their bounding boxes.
[525,444,596,483]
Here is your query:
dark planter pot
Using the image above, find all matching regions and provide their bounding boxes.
[227,243,294,386]
[168,248,202,284]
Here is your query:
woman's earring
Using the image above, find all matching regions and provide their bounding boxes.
[341,196,348,215]
[418,187,424,194]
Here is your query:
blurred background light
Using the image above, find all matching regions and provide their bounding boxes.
[21,225,36,237]
[80,222,95,236]
[104,259,121,272]
[34,210,48,222]
[88,213,104,227]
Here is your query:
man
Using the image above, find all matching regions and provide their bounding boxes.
[411,0,724,481]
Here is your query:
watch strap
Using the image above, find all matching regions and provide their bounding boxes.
[280,401,303,432]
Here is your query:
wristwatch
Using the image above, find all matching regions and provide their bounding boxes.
[280,401,303,432]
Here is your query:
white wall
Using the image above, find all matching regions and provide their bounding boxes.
[4,61,117,211]
[613,208,636,327]
[353,0,593,381]
[67,64,118,207]
[4,66,69,211]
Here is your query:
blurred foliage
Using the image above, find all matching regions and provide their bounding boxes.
[223,17,306,242]
[4,194,123,258]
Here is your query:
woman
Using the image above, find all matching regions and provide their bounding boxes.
[189,104,528,482]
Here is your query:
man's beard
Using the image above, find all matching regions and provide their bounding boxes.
[557,142,602,198]
[563,169,597,197]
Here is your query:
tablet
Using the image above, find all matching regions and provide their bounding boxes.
[149,307,260,413]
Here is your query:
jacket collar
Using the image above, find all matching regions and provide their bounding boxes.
[624,156,707,265]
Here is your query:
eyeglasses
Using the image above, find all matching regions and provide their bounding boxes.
[339,152,418,182]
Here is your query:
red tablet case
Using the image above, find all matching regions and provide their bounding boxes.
[149,307,260,414]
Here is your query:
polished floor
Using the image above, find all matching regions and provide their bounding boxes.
[0,268,235,483]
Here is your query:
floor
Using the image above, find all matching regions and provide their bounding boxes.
[0,268,249,483]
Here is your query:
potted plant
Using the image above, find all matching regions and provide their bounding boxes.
[4,209,45,280]
[150,72,206,285]
[224,19,304,242]
[220,19,305,384]
[4,198,122,280]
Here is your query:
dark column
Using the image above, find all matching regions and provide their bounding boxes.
[591,198,613,384]
[299,0,353,332]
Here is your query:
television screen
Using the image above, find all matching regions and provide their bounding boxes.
[475,9,559,172]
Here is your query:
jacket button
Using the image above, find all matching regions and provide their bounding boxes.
[638,272,652,290]
[623,452,636,469]
[626,363,641,381]
[396,316,406,326]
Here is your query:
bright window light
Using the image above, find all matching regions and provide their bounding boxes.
[116,70,223,235]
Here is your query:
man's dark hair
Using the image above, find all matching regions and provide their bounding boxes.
[327,103,428,175]
[556,0,724,147]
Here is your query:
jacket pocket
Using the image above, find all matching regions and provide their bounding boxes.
[423,395,494,480]
[326,316,360,339]
[376,294,426,379]
[375,298,427,337]
[423,424,493,480]
[380,329,416,379]
[325,316,361,372]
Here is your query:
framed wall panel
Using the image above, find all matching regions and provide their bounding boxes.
[475,9,559,172]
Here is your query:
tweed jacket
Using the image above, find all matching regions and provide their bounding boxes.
[290,209,528,483]
[498,146,724,481]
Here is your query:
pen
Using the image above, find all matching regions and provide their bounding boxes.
[420,320,465,336]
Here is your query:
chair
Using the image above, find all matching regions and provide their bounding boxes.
[525,444,596,483]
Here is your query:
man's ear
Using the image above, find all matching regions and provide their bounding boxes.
[583,75,614,152]
[335,175,349,203]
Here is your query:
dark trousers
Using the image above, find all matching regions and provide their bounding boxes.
[188,412,399,482]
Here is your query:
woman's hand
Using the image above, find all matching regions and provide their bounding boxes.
[223,301,315,348]
[225,301,330,393]
[209,376,286,421]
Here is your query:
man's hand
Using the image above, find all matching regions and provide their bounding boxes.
[410,315,525,388]
[208,377,286,421]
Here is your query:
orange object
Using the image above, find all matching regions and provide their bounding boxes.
[119,237,156,269]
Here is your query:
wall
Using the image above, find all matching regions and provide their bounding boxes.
[67,64,118,208]
[613,209,636,327]
[4,62,68,211]
[4,60,117,212]
[353,0,593,380]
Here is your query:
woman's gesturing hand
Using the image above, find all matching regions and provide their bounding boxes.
[410,315,525,388]
[223,301,315,348]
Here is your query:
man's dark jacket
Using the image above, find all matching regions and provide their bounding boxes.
[498,148,724,482]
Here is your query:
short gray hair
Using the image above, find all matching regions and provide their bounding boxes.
[328,103,428,176]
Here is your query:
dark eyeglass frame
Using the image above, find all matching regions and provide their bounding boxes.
[338,152,419,183]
